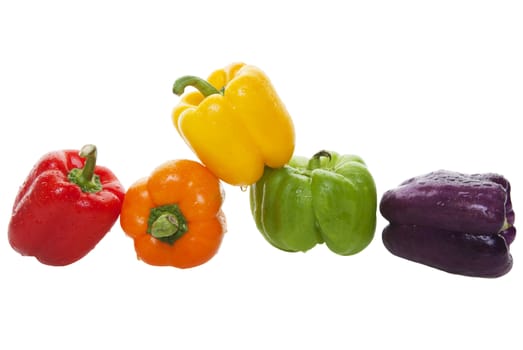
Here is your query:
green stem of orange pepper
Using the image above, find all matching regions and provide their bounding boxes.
[148,204,188,244]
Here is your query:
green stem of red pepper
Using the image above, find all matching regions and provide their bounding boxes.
[172,76,223,97]
[68,144,103,193]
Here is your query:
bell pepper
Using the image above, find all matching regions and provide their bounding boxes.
[380,170,516,277]
[172,62,295,187]
[119,159,226,268]
[8,144,125,266]
[250,150,377,255]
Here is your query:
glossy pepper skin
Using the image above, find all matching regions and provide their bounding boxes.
[380,170,516,277]
[250,151,377,255]
[119,159,226,269]
[172,62,295,187]
[8,145,124,266]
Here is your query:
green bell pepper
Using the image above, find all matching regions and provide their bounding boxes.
[249,150,377,255]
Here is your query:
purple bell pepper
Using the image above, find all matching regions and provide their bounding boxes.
[380,170,516,278]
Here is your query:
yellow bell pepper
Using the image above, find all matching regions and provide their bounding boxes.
[172,62,295,187]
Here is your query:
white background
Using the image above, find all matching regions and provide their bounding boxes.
[1,1,521,349]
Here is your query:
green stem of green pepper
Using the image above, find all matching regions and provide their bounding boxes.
[172,75,223,97]
[308,150,332,170]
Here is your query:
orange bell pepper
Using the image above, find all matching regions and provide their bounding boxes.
[120,159,226,268]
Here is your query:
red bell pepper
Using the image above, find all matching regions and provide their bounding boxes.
[8,144,125,266]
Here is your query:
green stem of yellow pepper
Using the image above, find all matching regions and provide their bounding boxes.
[173,76,222,97]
